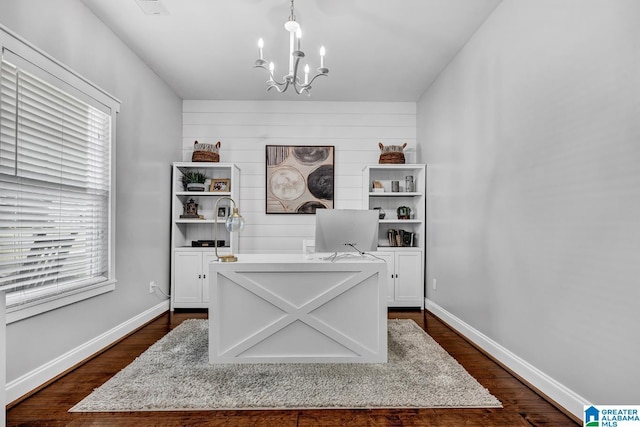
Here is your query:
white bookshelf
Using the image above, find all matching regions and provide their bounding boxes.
[363,164,426,308]
[170,162,240,309]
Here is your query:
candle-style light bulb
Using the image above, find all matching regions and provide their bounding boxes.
[320,46,326,68]
[258,38,264,60]
[304,64,309,84]
[269,62,275,82]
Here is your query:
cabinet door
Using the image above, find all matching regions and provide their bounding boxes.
[174,252,203,304]
[375,252,395,303]
[394,251,422,303]
[201,253,219,303]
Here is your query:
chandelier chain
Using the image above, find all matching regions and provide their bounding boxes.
[289,0,296,22]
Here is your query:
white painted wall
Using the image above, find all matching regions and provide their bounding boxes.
[0,0,181,394]
[183,100,417,253]
[418,0,640,414]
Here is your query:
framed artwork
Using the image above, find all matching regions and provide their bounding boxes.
[266,145,334,214]
[210,178,230,192]
[217,206,228,219]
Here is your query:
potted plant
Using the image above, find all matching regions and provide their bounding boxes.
[182,171,207,192]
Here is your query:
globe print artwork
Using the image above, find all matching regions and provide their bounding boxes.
[269,167,306,201]
[266,145,334,214]
[292,146,331,165]
[307,165,333,200]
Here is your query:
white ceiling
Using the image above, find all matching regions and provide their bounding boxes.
[82,0,502,102]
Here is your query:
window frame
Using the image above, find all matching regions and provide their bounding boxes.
[0,25,120,323]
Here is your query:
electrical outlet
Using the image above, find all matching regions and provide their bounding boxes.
[149,281,155,294]
[432,278,437,290]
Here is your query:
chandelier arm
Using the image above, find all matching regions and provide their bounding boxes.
[267,82,287,92]
[290,53,303,90]
[306,72,329,87]
[292,82,305,95]
[254,64,289,86]
[291,80,314,95]
[269,79,291,93]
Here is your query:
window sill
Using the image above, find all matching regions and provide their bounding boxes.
[5,280,116,324]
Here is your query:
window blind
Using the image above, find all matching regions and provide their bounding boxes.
[0,57,113,310]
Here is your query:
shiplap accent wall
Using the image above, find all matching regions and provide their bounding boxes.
[183,100,417,253]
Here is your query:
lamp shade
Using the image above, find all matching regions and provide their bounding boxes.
[214,197,244,262]
[225,207,245,232]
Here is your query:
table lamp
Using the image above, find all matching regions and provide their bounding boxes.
[214,196,245,262]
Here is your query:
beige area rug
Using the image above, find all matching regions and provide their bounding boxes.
[70,319,501,411]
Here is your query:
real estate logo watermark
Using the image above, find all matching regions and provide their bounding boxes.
[584,405,640,427]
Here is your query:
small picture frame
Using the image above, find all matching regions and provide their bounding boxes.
[210,178,230,192]
[217,206,228,219]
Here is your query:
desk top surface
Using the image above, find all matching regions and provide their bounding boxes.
[211,253,386,265]
[210,254,386,270]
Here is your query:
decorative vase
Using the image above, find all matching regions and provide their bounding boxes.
[187,183,206,192]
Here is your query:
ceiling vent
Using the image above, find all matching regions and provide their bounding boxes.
[135,0,169,15]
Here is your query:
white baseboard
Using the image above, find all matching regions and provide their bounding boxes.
[1,291,6,427]
[425,298,589,421]
[5,300,169,404]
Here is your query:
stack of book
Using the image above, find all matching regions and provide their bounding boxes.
[387,229,414,247]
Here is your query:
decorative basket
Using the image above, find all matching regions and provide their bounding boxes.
[191,140,220,162]
[378,142,407,164]
[379,152,405,164]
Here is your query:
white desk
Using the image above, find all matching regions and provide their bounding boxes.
[208,254,387,364]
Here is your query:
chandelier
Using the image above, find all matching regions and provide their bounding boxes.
[254,0,328,95]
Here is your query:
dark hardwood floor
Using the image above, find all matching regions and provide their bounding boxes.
[6,310,579,426]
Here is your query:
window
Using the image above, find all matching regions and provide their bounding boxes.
[0,30,120,322]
